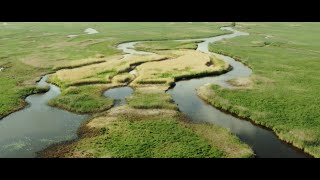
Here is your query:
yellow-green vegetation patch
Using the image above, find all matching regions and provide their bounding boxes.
[127,89,178,110]
[52,57,108,71]
[134,40,202,52]
[107,105,178,118]
[181,122,254,158]
[54,54,168,83]
[66,78,111,87]
[40,105,253,158]
[17,85,50,97]
[227,78,253,89]
[112,73,135,83]
[54,56,123,82]
[47,74,67,89]
[131,50,230,87]
[46,53,177,114]
[48,85,114,114]
[227,75,275,90]
[0,22,230,120]
[42,112,226,158]
[276,128,320,155]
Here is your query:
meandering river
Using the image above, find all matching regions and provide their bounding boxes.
[0,26,310,158]
[0,75,88,158]
[116,27,310,158]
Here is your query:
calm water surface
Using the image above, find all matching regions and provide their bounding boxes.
[118,27,310,158]
[103,87,133,107]
[0,75,88,158]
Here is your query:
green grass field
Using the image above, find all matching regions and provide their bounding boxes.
[7,22,320,158]
[69,117,226,158]
[0,61,48,119]
[204,22,320,157]
[127,89,178,110]
[48,85,114,114]
[39,106,253,158]
[0,22,230,119]
[1,22,255,158]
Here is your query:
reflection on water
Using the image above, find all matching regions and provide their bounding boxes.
[103,87,134,107]
[0,75,88,158]
[167,27,309,158]
[2,26,305,158]
[168,77,309,158]
[114,27,309,157]
[76,26,311,158]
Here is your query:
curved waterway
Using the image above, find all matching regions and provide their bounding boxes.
[0,75,88,158]
[0,26,310,158]
[117,27,310,158]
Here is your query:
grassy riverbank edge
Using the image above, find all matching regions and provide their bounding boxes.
[197,84,314,158]
[37,60,255,158]
[0,22,232,121]
[37,108,254,158]
[0,85,50,120]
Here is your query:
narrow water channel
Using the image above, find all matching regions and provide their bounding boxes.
[0,75,88,158]
[103,87,133,107]
[117,27,310,158]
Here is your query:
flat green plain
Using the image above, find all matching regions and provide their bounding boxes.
[3,22,320,158]
[0,22,229,119]
[2,22,253,158]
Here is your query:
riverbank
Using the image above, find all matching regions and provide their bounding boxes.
[39,38,254,158]
[200,22,320,157]
[197,84,313,157]
[39,104,254,158]
[39,25,311,158]
[0,22,229,122]
[2,23,314,158]
[0,75,88,157]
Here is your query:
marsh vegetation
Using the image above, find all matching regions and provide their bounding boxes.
[0,22,229,119]
[203,22,320,157]
[1,22,317,158]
